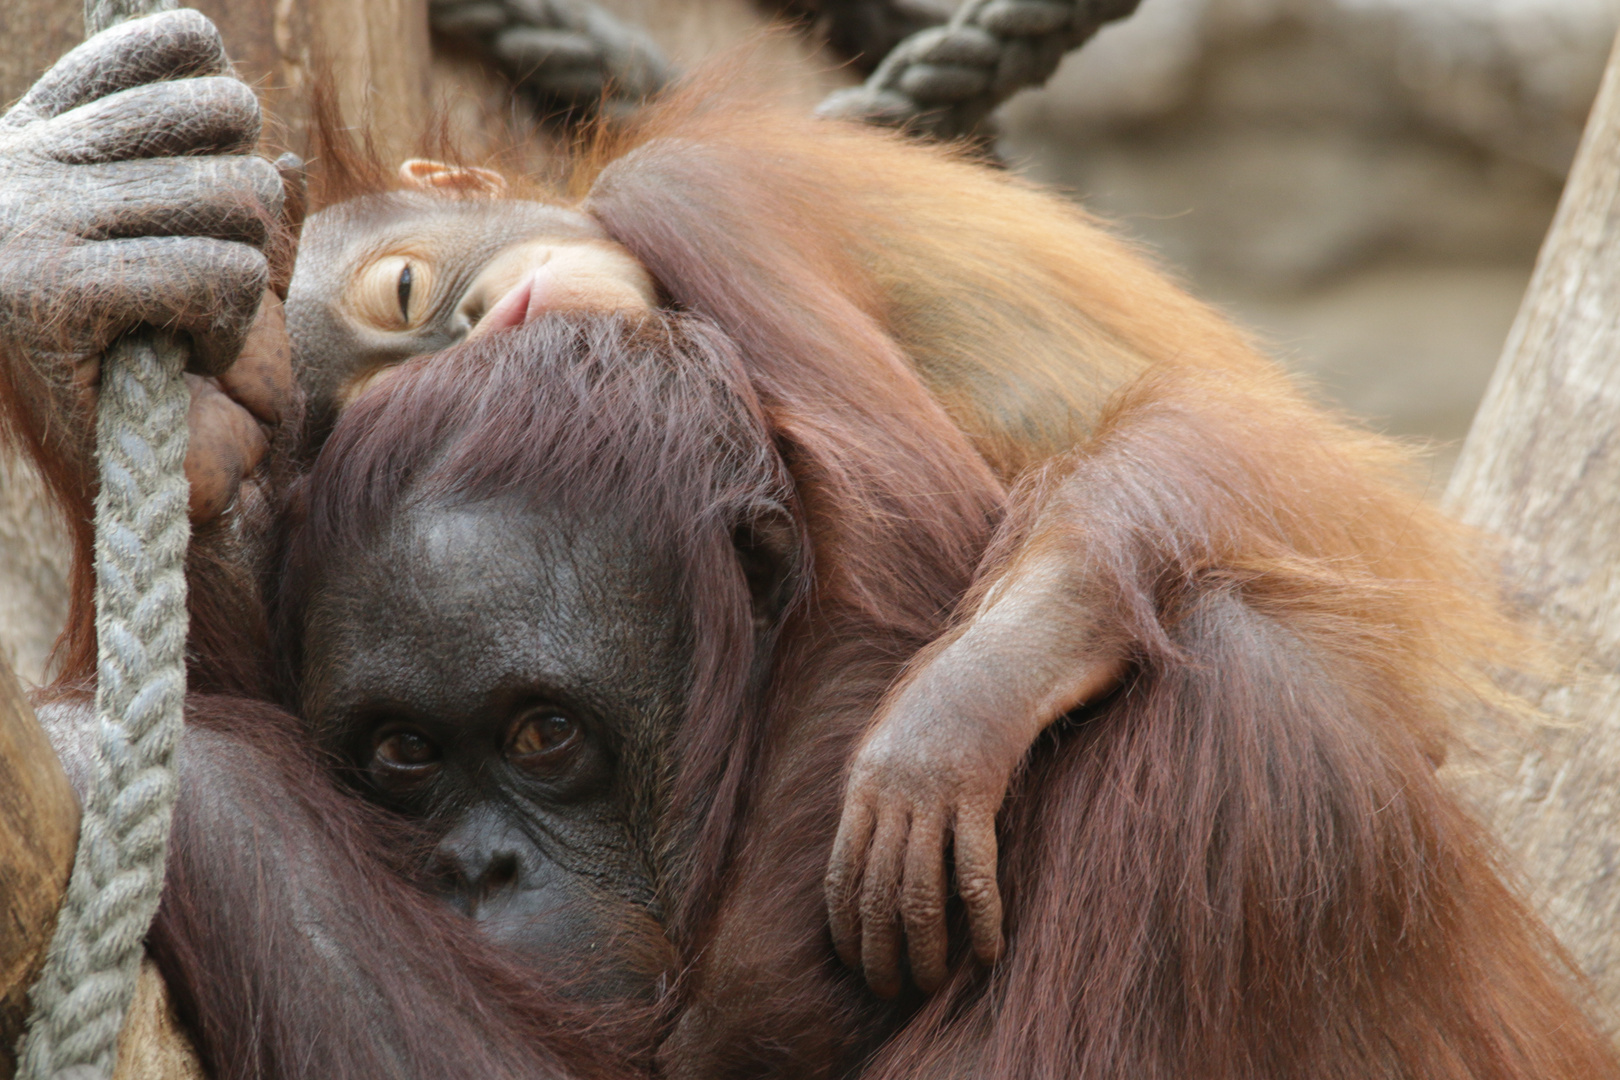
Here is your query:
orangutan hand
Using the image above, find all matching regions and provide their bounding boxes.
[181,291,294,522]
[825,672,1018,998]
[0,9,296,524]
[826,580,1126,998]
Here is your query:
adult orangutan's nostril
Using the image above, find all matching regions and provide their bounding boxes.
[443,845,524,914]
[479,852,520,895]
[434,802,532,915]
[431,861,477,917]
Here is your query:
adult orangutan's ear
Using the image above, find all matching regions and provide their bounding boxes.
[397,158,509,195]
[733,503,807,634]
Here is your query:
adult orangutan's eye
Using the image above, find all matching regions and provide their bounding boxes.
[397,263,413,320]
[505,709,580,772]
[370,725,441,785]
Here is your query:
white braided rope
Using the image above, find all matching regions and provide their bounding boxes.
[17,333,191,1080]
[17,3,192,1076]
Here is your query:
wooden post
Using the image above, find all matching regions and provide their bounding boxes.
[1445,31,1620,1006]
[0,658,78,1076]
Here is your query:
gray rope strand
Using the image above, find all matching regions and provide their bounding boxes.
[817,0,1142,139]
[17,0,192,1075]
[765,0,955,70]
[430,0,672,115]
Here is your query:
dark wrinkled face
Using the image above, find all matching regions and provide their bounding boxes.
[298,494,686,999]
[287,193,654,449]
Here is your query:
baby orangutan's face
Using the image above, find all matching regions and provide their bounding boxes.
[286,160,657,448]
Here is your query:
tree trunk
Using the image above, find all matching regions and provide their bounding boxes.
[1444,30,1620,1007]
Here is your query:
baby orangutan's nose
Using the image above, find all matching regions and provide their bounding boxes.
[463,240,657,340]
[473,265,565,339]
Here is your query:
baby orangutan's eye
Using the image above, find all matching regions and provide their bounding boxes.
[370,725,441,787]
[505,709,580,773]
[397,263,413,320]
[350,254,434,331]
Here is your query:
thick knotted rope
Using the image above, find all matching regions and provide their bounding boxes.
[817,0,1142,139]
[17,1,192,1076]
[429,0,672,115]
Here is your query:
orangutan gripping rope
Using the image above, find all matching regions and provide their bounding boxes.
[3,11,1617,1080]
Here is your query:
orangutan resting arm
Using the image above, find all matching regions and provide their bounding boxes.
[824,362,1470,998]
[0,10,295,530]
[825,570,1126,994]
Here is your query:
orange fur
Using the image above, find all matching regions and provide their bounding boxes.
[9,56,1610,1079]
[566,77,1618,1079]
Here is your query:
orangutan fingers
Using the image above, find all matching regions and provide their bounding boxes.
[826,796,875,970]
[900,810,950,993]
[860,808,909,999]
[218,292,293,427]
[61,235,269,377]
[71,156,285,248]
[45,77,262,165]
[268,154,307,296]
[10,11,230,125]
[953,805,1004,967]
[183,373,268,524]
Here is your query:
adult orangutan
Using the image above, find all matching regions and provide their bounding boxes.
[3,10,1616,1080]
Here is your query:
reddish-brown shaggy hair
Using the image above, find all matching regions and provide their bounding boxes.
[259,71,1620,1080]
[14,54,1619,1080]
[558,77,1619,1080]
[269,306,1008,1071]
[275,312,812,899]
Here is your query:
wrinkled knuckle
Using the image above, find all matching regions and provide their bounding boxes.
[825,863,857,904]
[170,78,262,154]
[244,155,286,213]
[860,881,897,924]
[900,891,944,928]
[155,10,230,73]
[199,157,285,242]
[957,875,999,908]
[842,785,878,817]
[181,245,268,375]
[206,76,264,130]
[215,243,272,289]
[856,751,921,793]
[169,244,269,312]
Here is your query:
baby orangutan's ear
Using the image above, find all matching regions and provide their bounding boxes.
[397,159,509,195]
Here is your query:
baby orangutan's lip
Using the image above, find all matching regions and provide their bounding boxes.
[467,266,559,341]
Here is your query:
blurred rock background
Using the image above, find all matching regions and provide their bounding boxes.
[1000,0,1617,487]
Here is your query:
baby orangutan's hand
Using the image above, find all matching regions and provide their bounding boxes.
[825,680,1018,998]
[181,290,295,522]
[826,591,1126,998]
